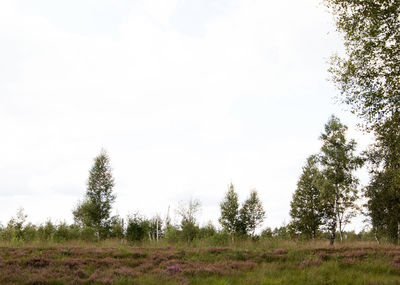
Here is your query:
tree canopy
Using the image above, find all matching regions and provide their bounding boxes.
[325,0,400,130]
[290,155,324,239]
[73,149,116,239]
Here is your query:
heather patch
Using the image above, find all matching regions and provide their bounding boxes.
[0,243,399,284]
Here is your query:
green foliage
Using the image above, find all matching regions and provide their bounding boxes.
[37,220,56,241]
[176,199,201,242]
[219,184,266,238]
[319,115,362,244]
[238,189,265,236]
[260,227,273,239]
[219,183,240,235]
[7,208,28,240]
[126,214,149,242]
[181,222,199,243]
[325,0,400,243]
[148,215,163,241]
[363,114,400,242]
[272,225,291,239]
[290,155,325,239]
[364,164,400,242]
[164,225,181,243]
[73,149,116,239]
[325,0,400,130]
[80,226,97,242]
[198,222,217,239]
[110,216,125,239]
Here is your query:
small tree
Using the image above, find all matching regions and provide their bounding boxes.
[110,215,124,239]
[176,199,201,242]
[126,213,149,242]
[238,189,265,237]
[148,214,163,241]
[73,149,116,239]
[219,183,240,240]
[290,155,324,239]
[7,208,28,240]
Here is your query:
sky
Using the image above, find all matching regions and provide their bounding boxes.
[0,0,373,231]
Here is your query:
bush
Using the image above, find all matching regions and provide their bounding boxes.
[198,222,217,239]
[37,220,56,241]
[181,222,199,243]
[209,231,230,246]
[126,214,149,242]
[80,226,97,242]
[110,216,124,239]
[21,223,37,242]
[164,225,181,244]
[54,222,72,242]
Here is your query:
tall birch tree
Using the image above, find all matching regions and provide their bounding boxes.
[319,116,362,245]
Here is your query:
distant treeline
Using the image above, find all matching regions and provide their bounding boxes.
[0,207,381,245]
[0,112,398,245]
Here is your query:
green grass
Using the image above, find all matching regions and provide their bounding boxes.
[1,240,400,284]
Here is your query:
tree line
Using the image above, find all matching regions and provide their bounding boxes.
[0,150,266,244]
[1,0,399,245]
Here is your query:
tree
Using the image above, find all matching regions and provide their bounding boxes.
[148,214,163,241]
[73,149,116,239]
[219,183,240,239]
[364,168,400,243]
[290,155,324,239]
[364,128,400,243]
[325,0,400,130]
[126,213,149,242]
[7,208,28,240]
[238,189,266,237]
[319,115,363,245]
[325,0,400,243]
[176,199,201,242]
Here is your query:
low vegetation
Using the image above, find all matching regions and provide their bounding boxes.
[1,240,400,284]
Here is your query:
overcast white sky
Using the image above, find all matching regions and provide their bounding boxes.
[0,0,372,231]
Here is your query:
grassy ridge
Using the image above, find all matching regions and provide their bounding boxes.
[0,241,399,284]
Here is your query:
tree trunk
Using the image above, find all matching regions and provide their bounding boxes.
[330,229,336,246]
[339,219,343,243]
[156,220,159,242]
[374,230,380,245]
[330,194,338,246]
[397,221,400,246]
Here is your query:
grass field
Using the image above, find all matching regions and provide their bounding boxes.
[1,240,400,284]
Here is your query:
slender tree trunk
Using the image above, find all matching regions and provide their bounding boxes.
[374,230,380,245]
[397,221,400,246]
[330,226,336,246]
[339,218,343,243]
[330,194,338,246]
[156,220,159,242]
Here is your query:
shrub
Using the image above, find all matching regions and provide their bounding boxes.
[110,216,124,239]
[37,220,56,241]
[164,225,181,244]
[126,214,149,242]
[80,226,97,242]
